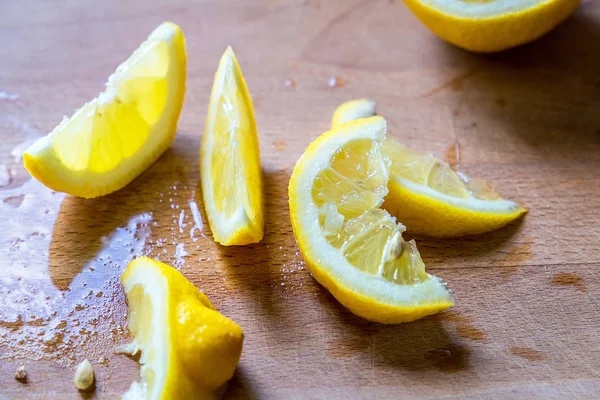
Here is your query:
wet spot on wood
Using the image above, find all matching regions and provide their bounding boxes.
[441,311,472,324]
[444,141,461,168]
[442,311,486,342]
[273,140,286,152]
[496,98,508,108]
[510,347,545,362]
[501,266,518,278]
[451,79,463,92]
[455,324,486,342]
[426,346,469,373]
[502,241,533,278]
[327,336,367,358]
[3,194,25,207]
[550,273,587,292]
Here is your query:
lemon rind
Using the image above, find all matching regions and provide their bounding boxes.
[23,22,186,198]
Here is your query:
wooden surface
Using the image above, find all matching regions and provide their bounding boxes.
[1,0,600,398]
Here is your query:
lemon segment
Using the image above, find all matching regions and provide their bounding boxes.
[121,257,243,400]
[23,22,186,198]
[404,0,580,53]
[331,99,527,237]
[201,47,264,246]
[289,116,453,324]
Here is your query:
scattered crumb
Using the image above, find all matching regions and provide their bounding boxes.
[328,76,345,88]
[284,79,296,88]
[74,359,95,391]
[114,342,140,357]
[14,365,27,382]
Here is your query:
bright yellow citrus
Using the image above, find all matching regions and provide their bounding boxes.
[23,22,186,198]
[200,47,264,246]
[404,0,580,53]
[383,140,527,237]
[120,257,243,400]
[331,98,376,128]
[332,99,527,237]
[289,116,453,324]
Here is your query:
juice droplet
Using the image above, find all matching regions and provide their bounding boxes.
[328,76,345,88]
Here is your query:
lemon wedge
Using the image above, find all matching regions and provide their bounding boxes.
[289,116,453,324]
[120,257,243,399]
[200,47,264,246]
[23,22,186,198]
[404,0,580,52]
[384,140,526,237]
[332,99,527,237]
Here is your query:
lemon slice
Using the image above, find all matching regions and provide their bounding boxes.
[289,116,453,324]
[120,257,243,399]
[23,22,186,198]
[332,99,527,237]
[200,47,264,246]
[404,0,579,53]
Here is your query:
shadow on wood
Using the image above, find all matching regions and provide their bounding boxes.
[314,287,471,373]
[216,170,293,324]
[437,9,600,157]
[224,365,260,400]
[411,217,526,268]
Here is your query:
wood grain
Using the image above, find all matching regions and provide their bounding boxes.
[2,0,600,398]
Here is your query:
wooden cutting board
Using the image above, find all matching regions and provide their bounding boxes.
[1,0,600,398]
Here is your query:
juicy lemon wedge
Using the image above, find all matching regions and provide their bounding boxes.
[23,22,186,198]
[289,116,453,324]
[332,100,527,237]
[120,257,243,399]
[201,47,264,246]
[384,140,526,237]
[404,0,580,53]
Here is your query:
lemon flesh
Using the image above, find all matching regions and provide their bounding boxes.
[404,0,580,52]
[201,47,264,246]
[121,257,243,400]
[23,22,186,198]
[332,99,526,237]
[290,116,453,324]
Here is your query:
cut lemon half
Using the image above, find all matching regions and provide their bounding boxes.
[404,0,580,53]
[289,116,453,324]
[23,22,187,198]
[201,47,264,246]
[332,99,527,237]
[120,257,243,400]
